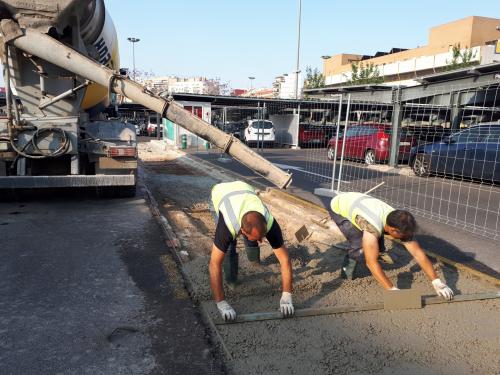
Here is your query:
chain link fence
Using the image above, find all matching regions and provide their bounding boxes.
[310,84,500,241]
[168,81,499,241]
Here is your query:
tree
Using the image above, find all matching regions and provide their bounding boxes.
[304,66,325,89]
[346,62,384,85]
[445,44,478,71]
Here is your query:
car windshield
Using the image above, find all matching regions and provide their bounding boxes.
[450,126,492,143]
[251,121,273,129]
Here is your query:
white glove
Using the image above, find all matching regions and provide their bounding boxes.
[432,278,454,300]
[216,300,236,321]
[280,292,294,317]
[388,286,400,290]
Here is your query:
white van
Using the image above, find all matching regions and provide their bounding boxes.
[244,120,275,147]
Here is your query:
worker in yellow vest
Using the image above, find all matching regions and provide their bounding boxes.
[330,192,454,300]
[210,181,294,321]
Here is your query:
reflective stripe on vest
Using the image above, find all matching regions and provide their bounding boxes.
[211,181,273,239]
[330,192,394,235]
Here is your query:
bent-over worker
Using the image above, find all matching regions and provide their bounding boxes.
[209,181,294,321]
[329,192,454,300]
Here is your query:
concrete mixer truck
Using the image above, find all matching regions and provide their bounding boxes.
[0,0,292,196]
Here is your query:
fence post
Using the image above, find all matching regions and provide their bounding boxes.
[330,94,343,191]
[336,94,351,192]
[449,91,462,131]
[389,87,403,167]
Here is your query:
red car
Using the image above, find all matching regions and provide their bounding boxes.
[326,124,415,164]
[298,123,328,147]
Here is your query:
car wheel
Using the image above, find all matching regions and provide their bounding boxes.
[327,146,336,160]
[364,149,376,165]
[412,154,431,177]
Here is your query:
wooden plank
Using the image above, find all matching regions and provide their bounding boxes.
[215,291,500,325]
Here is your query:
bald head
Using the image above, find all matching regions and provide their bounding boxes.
[241,211,267,240]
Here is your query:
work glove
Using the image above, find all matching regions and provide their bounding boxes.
[388,286,400,291]
[432,278,454,300]
[280,292,294,317]
[216,300,236,321]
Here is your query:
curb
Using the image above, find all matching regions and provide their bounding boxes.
[139,180,234,363]
[266,187,328,215]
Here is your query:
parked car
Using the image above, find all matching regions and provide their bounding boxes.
[299,123,329,147]
[223,121,247,140]
[402,125,451,143]
[410,123,500,183]
[244,120,275,147]
[146,117,161,137]
[327,123,416,164]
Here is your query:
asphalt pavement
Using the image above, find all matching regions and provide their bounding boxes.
[187,147,500,276]
[0,191,223,375]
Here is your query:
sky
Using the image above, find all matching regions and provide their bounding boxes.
[2,1,500,89]
[106,0,499,90]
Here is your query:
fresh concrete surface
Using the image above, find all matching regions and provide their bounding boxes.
[140,143,499,375]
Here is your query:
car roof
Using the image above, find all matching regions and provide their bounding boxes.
[468,123,500,128]
[348,123,387,128]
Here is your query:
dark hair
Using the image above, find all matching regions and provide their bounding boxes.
[386,210,417,240]
[241,211,267,235]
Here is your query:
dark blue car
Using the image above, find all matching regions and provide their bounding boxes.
[410,124,500,183]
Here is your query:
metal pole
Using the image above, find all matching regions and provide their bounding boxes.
[127,37,140,81]
[249,76,255,93]
[258,102,262,152]
[389,87,402,167]
[330,94,343,191]
[295,0,302,100]
[261,103,266,152]
[337,94,351,193]
[132,42,135,81]
[156,112,161,140]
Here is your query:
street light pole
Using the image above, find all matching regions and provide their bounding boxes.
[248,76,255,93]
[295,0,302,99]
[127,37,140,81]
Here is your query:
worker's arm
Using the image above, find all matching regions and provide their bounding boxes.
[273,245,294,317]
[403,240,438,281]
[403,240,454,300]
[209,244,226,302]
[209,243,236,320]
[362,231,395,290]
[273,245,293,292]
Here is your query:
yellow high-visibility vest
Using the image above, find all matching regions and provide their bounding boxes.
[330,192,394,235]
[211,181,274,239]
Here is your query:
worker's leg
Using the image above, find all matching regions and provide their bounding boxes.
[377,235,394,264]
[330,211,364,279]
[243,235,260,263]
[212,203,239,283]
[222,239,238,283]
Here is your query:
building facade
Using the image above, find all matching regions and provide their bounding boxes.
[273,72,304,99]
[323,16,500,87]
[144,76,221,95]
